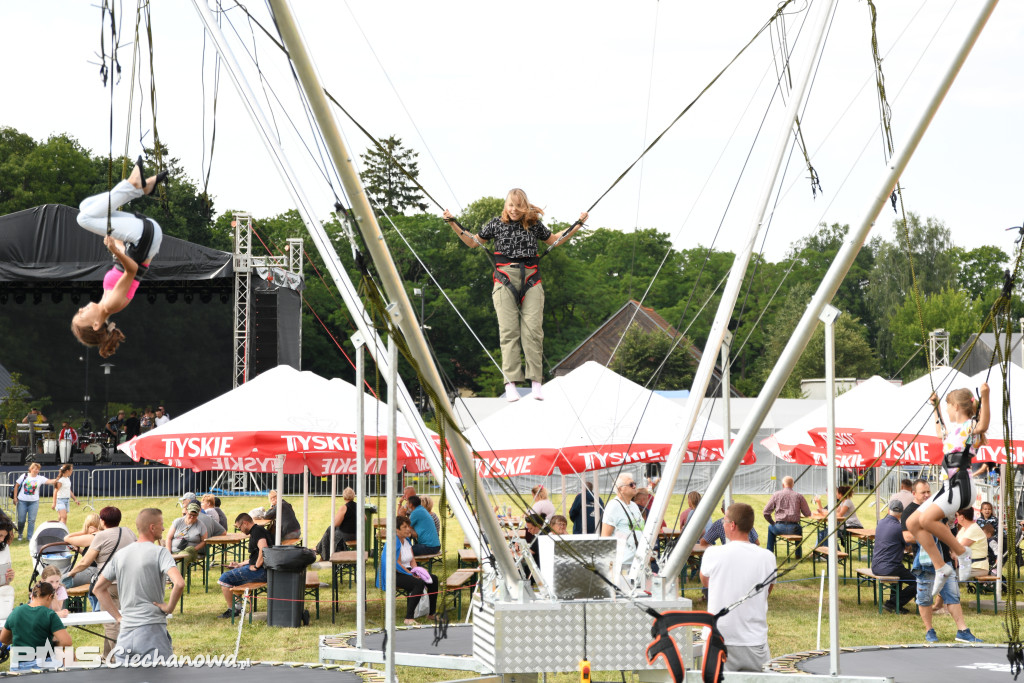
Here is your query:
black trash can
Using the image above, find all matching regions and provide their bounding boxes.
[263,546,316,627]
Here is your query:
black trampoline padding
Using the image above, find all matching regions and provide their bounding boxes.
[13,664,364,683]
[352,624,475,657]
[796,645,1007,682]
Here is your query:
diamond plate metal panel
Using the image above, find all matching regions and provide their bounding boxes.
[474,597,692,673]
[538,535,621,600]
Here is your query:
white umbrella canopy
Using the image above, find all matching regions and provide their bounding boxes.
[117,365,430,475]
[460,361,753,478]
[761,375,900,466]
[848,367,972,467]
[968,362,1024,464]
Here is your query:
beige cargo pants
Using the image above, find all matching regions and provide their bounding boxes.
[492,268,544,384]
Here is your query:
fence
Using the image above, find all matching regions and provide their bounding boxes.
[0,460,940,519]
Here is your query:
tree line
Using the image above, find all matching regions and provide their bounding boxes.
[1,127,1018,426]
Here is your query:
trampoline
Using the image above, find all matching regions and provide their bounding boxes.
[4,663,368,682]
[775,644,1008,682]
[341,623,475,658]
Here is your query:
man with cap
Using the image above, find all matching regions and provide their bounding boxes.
[872,499,915,614]
[165,502,209,565]
[180,492,225,537]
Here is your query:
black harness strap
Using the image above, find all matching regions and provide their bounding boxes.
[493,258,541,307]
[113,214,155,281]
[645,610,727,683]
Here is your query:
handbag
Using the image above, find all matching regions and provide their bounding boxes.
[413,588,430,618]
[89,528,123,595]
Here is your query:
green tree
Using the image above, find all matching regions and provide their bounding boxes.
[0,373,49,438]
[887,288,982,380]
[609,323,695,391]
[791,315,880,391]
[950,244,1009,300]
[358,136,427,217]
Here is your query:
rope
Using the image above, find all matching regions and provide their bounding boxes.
[99,1,122,237]
[865,0,934,396]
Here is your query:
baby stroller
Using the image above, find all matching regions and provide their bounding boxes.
[28,521,78,592]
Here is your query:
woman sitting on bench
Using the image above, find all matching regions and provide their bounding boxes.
[377,516,438,625]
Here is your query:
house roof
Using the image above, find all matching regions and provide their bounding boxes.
[551,299,742,397]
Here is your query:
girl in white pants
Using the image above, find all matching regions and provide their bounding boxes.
[72,157,165,357]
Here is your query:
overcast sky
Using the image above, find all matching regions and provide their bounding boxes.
[3,1,1023,263]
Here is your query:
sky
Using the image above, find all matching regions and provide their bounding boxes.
[3,1,1023,264]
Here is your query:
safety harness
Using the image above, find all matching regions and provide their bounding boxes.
[492,256,541,306]
[112,213,156,282]
[940,428,976,508]
[645,609,727,683]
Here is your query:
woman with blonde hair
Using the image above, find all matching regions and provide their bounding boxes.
[444,190,588,402]
[529,484,556,520]
[316,487,362,561]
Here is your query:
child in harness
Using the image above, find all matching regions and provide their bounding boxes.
[907,384,990,598]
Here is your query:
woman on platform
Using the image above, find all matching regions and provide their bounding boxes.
[444,190,587,402]
[71,157,166,357]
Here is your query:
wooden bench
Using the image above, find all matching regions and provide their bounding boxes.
[775,534,803,560]
[65,584,92,614]
[962,568,999,614]
[855,567,906,614]
[445,568,480,620]
[230,572,325,624]
[458,548,478,568]
[812,546,850,579]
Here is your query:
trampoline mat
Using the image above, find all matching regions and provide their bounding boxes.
[796,645,1007,682]
[16,664,364,682]
[352,624,475,657]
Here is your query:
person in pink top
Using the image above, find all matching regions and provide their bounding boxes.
[71,156,166,357]
[762,476,812,559]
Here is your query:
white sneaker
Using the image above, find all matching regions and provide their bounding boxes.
[932,563,954,598]
[957,549,974,581]
[531,381,544,400]
[505,383,520,402]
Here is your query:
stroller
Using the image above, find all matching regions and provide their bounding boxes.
[28,521,78,593]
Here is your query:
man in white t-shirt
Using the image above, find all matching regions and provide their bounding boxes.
[700,502,777,673]
[154,407,170,427]
[600,473,644,569]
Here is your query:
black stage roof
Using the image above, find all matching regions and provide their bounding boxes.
[0,204,232,297]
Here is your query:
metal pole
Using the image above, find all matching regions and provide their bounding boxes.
[658,0,1000,581]
[821,304,841,675]
[721,331,733,508]
[355,337,367,647]
[384,326,398,682]
[633,0,839,583]
[275,454,285,547]
[264,0,524,595]
[302,465,309,548]
[188,0,487,565]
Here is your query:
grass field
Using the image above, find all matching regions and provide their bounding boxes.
[1,491,1012,681]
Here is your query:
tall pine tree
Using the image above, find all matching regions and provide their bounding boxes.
[358,135,428,217]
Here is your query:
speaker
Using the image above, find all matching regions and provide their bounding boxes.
[110,452,134,465]
[250,277,301,379]
[0,452,23,466]
[72,452,95,465]
[31,453,57,466]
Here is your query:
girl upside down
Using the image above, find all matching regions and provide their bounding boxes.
[71,156,166,357]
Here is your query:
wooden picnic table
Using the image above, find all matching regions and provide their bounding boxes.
[205,532,248,570]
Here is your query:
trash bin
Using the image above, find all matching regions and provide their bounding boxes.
[263,546,316,627]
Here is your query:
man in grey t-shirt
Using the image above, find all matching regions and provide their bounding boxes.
[94,508,184,664]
